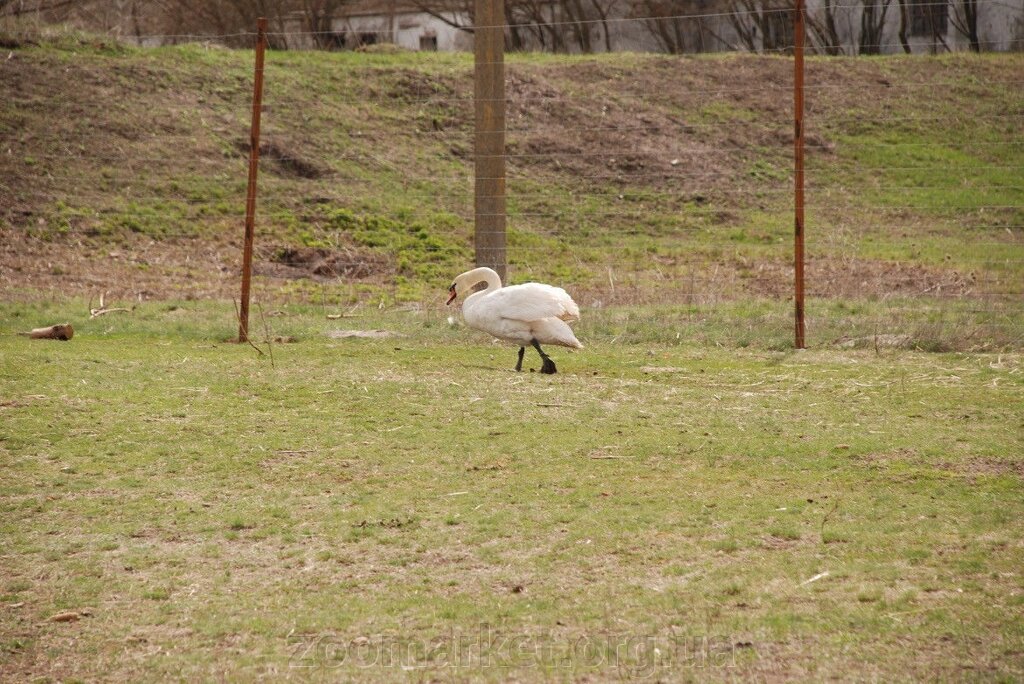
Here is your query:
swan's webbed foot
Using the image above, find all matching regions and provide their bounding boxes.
[515,346,525,372]
[532,339,558,374]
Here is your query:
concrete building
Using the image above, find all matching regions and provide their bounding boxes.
[286,1,473,51]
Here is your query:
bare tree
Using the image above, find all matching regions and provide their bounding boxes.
[917,0,950,53]
[806,0,846,55]
[562,0,593,52]
[503,0,604,52]
[639,0,721,53]
[896,0,911,52]
[587,0,618,51]
[950,0,980,51]
[0,0,84,18]
[727,0,793,53]
[858,0,890,54]
[409,0,474,35]
[299,0,350,49]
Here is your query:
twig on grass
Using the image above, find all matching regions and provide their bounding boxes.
[326,305,361,320]
[799,571,830,587]
[257,302,275,369]
[232,298,265,358]
[820,498,840,543]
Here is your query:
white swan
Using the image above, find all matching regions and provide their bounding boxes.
[446,267,582,374]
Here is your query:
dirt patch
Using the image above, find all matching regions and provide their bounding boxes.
[505,66,743,193]
[0,35,39,49]
[383,69,459,103]
[256,245,390,281]
[854,450,1023,480]
[620,253,976,301]
[731,255,976,299]
[235,140,330,179]
[378,68,468,132]
[937,458,1024,479]
[326,329,400,339]
[501,55,848,199]
[0,229,241,301]
[760,534,800,550]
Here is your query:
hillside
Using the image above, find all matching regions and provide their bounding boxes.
[1,33,1022,345]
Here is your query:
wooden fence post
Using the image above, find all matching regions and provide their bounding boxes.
[793,0,806,349]
[238,17,267,343]
[474,0,506,282]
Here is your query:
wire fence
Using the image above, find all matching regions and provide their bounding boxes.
[1,3,1022,350]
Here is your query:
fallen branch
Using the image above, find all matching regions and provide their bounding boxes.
[19,324,74,340]
[89,307,131,319]
[326,305,361,320]
[88,292,132,319]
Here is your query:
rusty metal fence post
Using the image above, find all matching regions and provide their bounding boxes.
[474,0,507,282]
[238,17,267,343]
[793,0,806,349]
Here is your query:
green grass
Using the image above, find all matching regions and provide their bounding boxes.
[1,301,1022,680]
[0,36,1022,678]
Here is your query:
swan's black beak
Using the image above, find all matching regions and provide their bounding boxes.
[446,285,457,305]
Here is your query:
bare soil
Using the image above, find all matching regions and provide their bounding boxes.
[256,244,392,281]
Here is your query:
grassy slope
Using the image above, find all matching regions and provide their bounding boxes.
[1,37,1022,349]
[0,303,1022,680]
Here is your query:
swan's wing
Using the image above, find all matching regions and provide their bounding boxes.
[487,283,580,323]
[532,317,584,349]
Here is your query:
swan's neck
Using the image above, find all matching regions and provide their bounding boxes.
[462,267,502,295]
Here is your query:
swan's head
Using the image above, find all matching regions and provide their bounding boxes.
[446,267,501,305]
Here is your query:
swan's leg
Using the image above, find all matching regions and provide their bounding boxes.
[531,339,557,374]
[515,346,525,372]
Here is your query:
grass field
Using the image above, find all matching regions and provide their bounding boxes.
[1,301,1022,680]
[1,28,1023,681]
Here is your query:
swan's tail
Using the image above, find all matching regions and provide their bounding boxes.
[535,317,583,349]
[558,297,580,322]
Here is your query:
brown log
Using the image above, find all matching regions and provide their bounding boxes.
[22,324,74,340]
[49,611,81,623]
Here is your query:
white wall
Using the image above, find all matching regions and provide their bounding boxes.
[337,11,472,51]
